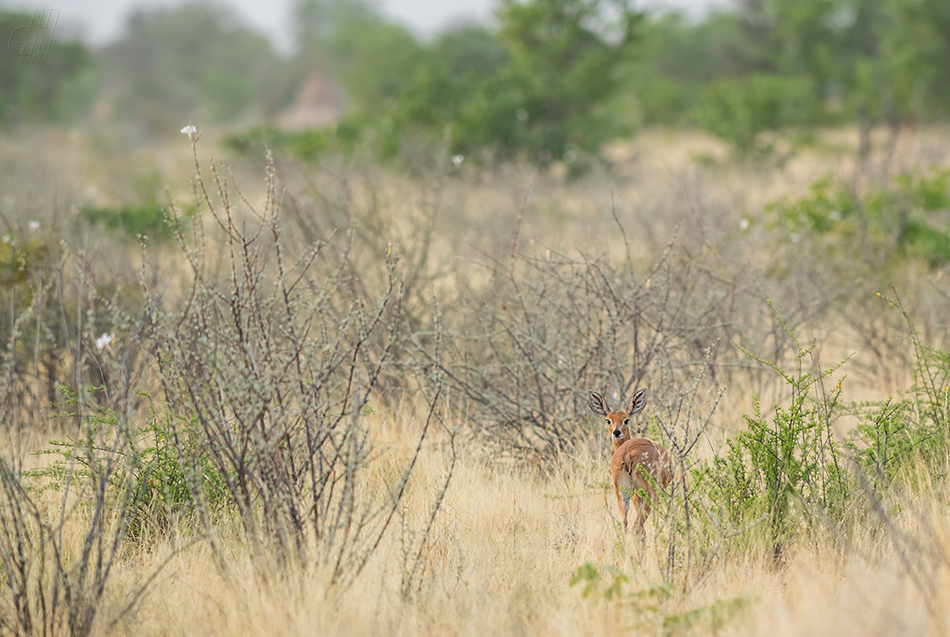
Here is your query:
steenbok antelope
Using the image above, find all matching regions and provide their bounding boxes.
[588,388,672,536]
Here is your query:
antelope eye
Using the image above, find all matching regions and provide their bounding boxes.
[605,419,611,425]
[623,419,630,425]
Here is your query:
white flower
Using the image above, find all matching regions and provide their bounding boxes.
[452,154,464,168]
[180,125,197,135]
[27,221,39,231]
[739,218,750,231]
[1,235,9,243]
[95,332,115,351]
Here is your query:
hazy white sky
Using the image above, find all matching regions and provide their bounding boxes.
[0,0,725,50]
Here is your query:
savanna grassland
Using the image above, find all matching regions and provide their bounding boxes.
[2,123,950,637]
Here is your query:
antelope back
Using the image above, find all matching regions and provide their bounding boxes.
[612,438,672,490]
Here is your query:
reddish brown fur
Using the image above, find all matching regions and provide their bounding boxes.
[589,389,673,536]
[610,438,672,536]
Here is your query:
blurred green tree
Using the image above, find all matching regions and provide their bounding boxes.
[272,0,950,165]
[294,0,424,117]
[627,11,760,127]
[380,25,509,160]
[695,73,820,154]
[883,0,950,120]
[284,0,642,171]
[0,11,95,125]
[488,0,642,166]
[100,3,291,133]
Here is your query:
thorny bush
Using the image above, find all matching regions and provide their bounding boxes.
[430,228,750,455]
[147,145,454,587]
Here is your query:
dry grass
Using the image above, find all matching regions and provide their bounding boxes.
[86,425,950,637]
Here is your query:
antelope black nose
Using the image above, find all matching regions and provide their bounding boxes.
[613,429,622,437]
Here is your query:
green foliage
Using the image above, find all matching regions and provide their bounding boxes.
[621,0,950,137]
[884,0,950,120]
[76,167,193,242]
[696,294,950,549]
[695,73,821,154]
[33,388,227,540]
[850,299,950,491]
[900,219,950,266]
[849,398,915,492]
[770,175,856,235]
[619,1,851,133]
[698,312,850,544]
[570,562,631,601]
[31,385,116,491]
[898,169,950,211]
[0,233,50,287]
[284,120,366,160]
[663,594,752,634]
[282,0,642,171]
[571,562,750,633]
[79,203,174,241]
[0,11,95,124]
[769,167,950,268]
[128,406,230,538]
[313,7,424,118]
[223,120,367,162]
[225,0,950,166]
[376,25,510,162]
[627,11,758,127]
[745,0,846,83]
[100,4,291,131]
[486,0,641,166]
[570,563,673,622]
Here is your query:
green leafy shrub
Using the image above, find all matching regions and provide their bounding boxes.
[570,562,749,633]
[129,398,231,538]
[850,298,950,492]
[697,296,950,548]
[34,388,222,539]
[79,203,175,241]
[224,119,367,162]
[3,379,168,635]
[697,313,851,546]
[769,167,950,268]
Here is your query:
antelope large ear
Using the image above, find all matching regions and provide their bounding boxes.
[588,391,610,417]
[626,388,647,415]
